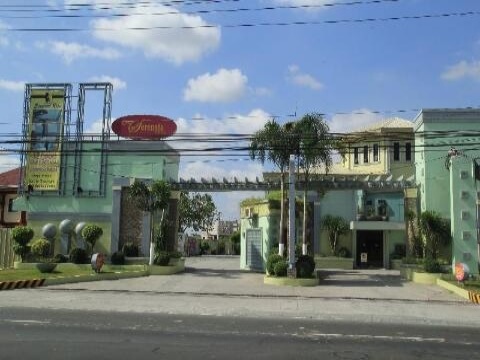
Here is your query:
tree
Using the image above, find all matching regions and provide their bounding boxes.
[250,119,298,256]
[128,179,171,265]
[178,191,217,234]
[322,215,349,256]
[418,210,451,260]
[294,113,334,255]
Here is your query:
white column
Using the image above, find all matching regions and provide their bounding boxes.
[288,154,296,268]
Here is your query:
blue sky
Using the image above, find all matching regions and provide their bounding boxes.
[1,0,480,220]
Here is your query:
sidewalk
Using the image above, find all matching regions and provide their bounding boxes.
[2,256,479,327]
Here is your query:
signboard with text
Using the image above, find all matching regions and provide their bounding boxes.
[24,89,65,191]
[111,115,177,139]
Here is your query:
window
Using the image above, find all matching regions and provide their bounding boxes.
[354,147,359,165]
[363,146,369,163]
[393,142,400,161]
[405,142,412,161]
[373,144,379,162]
[8,198,17,213]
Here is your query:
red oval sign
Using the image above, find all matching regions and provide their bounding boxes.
[112,115,177,139]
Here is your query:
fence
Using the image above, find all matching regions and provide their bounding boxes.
[0,228,15,269]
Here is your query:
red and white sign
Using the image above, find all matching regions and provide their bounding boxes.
[111,115,177,139]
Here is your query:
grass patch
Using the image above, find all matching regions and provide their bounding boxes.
[0,265,146,282]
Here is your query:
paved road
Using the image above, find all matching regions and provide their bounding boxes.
[2,308,479,360]
[2,256,478,328]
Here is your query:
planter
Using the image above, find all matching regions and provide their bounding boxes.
[125,257,149,265]
[400,264,422,280]
[390,259,403,270]
[264,275,319,287]
[148,258,185,275]
[411,271,443,285]
[314,256,354,270]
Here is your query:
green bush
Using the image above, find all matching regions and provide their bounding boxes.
[30,238,51,258]
[295,255,315,278]
[154,251,170,266]
[336,247,350,258]
[53,253,68,263]
[273,260,288,277]
[81,224,103,252]
[11,226,34,262]
[169,250,183,259]
[424,257,442,273]
[12,226,34,246]
[110,251,125,265]
[122,242,139,257]
[266,253,283,275]
[69,248,88,264]
[199,241,210,255]
[217,239,226,255]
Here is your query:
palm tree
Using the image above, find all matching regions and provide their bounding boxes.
[322,215,349,256]
[250,119,297,255]
[128,179,171,265]
[418,210,451,260]
[294,113,334,255]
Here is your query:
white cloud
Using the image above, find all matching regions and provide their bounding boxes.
[183,68,248,103]
[0,154,20,173]
[36,41,122,64]
[0,79,25,92]
[91,3,220,65]
[88,75,127,91]
[0,20,10,47]
[287,65,324,90]
[441,60,480,82]
[327,109,384,133]
[252,87,273,97]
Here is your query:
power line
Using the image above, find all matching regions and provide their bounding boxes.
[0,0,402,18]
[4,11,479,32]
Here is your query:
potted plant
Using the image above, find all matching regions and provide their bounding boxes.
[30,238,57,273]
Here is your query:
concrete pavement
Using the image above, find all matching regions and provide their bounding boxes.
[2,256,479,328]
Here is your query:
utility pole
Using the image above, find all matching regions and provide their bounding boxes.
[288,154,296,276]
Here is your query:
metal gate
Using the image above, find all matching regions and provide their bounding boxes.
[246,228,263,271]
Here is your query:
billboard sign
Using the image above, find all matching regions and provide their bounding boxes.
[24,89,65,191]
[111,115,177,139]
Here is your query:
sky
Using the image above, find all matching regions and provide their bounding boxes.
[0,0,480,220]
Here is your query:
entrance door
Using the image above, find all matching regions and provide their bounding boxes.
[246,228,263,271]
[356,230,384,268]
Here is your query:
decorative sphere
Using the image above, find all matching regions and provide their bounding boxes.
[42,223,57,239]
[59,219,74,234]
[75,222,86,236]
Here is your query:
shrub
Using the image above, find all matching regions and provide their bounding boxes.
[110,251,125,265]
[266,253,283,275]
[69,248,88,264]
[30,238,51,258]
[296,255,315,278]
[217,239,226,255]
[122,242,139,257]
[53,253,68,263]
[424,257,442,273]
[273,260,288,277]
[12,226,34,246]
[11,226,34,262]
[169,251,183,259]
[81,224,103,252]
[336,247,350,258]
[154,251,170,266]
[199,241,210,255]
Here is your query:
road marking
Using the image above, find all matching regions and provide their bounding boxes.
[4,319,51,325]
[302,332,446,343]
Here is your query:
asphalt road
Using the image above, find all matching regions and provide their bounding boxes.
[1,308,479,360]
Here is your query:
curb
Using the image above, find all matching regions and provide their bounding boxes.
[436,279,480,304]
[263,275,319,287]
[0,279,45,290]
